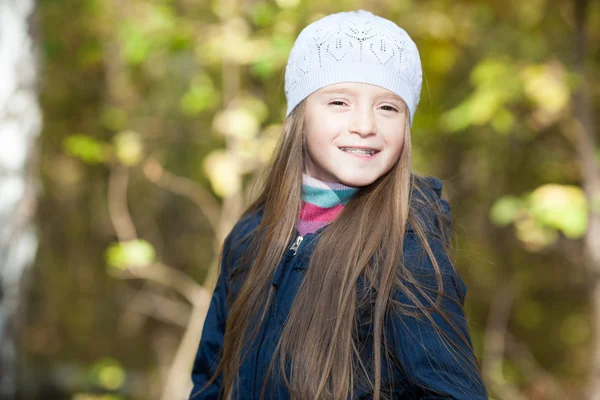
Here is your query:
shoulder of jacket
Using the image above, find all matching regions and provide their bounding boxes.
[220,205,264,279]
[407,175,451,235]
[225,205,263,246]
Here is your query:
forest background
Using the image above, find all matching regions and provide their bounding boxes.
[1,0,599,399]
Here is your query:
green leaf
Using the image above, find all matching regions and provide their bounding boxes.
[106,240,156,270]
[248,2,277,27]
[529,184,588,239]
[442,57,523,133]
[490,195,524,226]
[469,89,504,126]
[180,74,219,116]
[251,57,277,79]
[490,107,515,134]
[63,135,108,164]
[87,357,126,391]
[471,57,518,91]
[102,107,128,131]
[120,23,153,65]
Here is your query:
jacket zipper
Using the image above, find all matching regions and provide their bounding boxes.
[289,235,303,255]
[252,234,304,398]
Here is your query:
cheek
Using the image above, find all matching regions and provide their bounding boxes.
[394,135,405,153]
[304,128,320,149]
[386,127,404,146]
[384,130,406,158]
[304,120,336,148]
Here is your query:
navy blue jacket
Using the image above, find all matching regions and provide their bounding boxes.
[190,178,488,399]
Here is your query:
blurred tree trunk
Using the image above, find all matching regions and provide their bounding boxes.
[573,0,600,399]
[0,0,42,398]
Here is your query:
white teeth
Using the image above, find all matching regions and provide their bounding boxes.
[340,147,377,156]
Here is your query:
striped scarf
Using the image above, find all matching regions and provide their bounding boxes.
[297,173,359,236]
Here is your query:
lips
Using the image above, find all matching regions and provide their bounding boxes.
[338,146,381,156]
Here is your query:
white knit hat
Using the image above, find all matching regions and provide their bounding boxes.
[284,10,423,126]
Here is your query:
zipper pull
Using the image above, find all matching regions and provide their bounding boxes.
[289,235,303,255]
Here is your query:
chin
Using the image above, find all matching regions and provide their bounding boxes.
[336,174,378,188]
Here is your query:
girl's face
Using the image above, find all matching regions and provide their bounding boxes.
[303,82,407,187]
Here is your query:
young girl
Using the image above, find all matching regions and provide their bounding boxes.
[190,9,489,400]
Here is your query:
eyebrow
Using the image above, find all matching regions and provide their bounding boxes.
[320,87,354,96]
[319,87,404,103]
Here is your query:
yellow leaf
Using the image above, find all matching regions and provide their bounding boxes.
[529,184,588,238]
[114,130,144,166]
[213,108,260,139]
[203,150,242,197]
[521,63,570,123]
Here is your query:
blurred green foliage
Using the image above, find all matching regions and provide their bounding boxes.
[25,0,600,398]
[106,240,156,270]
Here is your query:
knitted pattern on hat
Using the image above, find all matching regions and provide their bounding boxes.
[284,9,423,126]
[297,173,359,236]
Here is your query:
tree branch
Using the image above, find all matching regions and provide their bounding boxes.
[108,165,137,242]
[482,277,529,400]
[143,157,222,235]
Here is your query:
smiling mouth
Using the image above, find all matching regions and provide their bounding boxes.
[338,147,380,156]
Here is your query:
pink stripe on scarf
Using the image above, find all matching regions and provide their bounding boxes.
[299,202,345,222]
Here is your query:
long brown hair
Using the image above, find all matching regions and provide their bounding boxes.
[194,99,485,399]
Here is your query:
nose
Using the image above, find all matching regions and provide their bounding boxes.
[348,105,377,136]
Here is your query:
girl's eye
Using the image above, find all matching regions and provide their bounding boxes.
[327,102,399,112]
